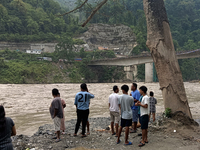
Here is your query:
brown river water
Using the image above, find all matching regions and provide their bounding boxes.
[0,82,199,136]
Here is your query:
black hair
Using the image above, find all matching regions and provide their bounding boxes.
[121,85,129,93]
[52,88,60,96]
[113,85,118,92]
[150,91,154,96]
[0,105,6,132]
[139,86,148,94]
[132,83,137,89]
[81,83,87,90]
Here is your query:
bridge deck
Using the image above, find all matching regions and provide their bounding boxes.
[88,49,200,66]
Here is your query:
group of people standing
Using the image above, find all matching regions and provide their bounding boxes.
[50,82,157,148]
[109,83,157,147]
[0,82,157,149]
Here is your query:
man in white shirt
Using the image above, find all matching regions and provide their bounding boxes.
[136,86,149,147]
[109,86,120,136]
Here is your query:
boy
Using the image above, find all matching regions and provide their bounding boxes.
[130,83,141,133]
[74,83,94,137]
[49,88,63,142]
[149,91,157,122]
[136,86,149,147]
[117,85,134,145]
[109,85,120,136]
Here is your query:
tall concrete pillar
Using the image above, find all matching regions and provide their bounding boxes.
[145,62,153,83]
[133,65,138,81]
[124,66,134,81]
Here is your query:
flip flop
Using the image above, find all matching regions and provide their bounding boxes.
[140,141,148,143]
[52,137,57,139]
[87,132,90,135]
[138,142,145,147]
[124,142,132,145]
[130,130,136,133]
[117,140,121,144]
[112,132,116,135]
[55,139,61,143]
[73,134,77,137]
[81,135,87,138]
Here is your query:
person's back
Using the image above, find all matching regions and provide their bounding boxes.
[50,97,63,119]
[119,94,134,119]
[74,83,94,137]
[75,91,94,110]
[109,86,120,136]
[0,106,16,150]
[149,91,157,122]
[117,85,134,146]
[149,97,157,112]
[109,93,119,112]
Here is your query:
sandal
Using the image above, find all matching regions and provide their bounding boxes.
[55,139,61,142]
[81,134,87,138]
[87,132,90,135]
[124,142,132,145]
[138,142,145,147]
[117,140,121,144]
[112,132,116,135]
[74,134,77,137]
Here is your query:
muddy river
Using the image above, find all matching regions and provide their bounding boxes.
[0,82,199,136]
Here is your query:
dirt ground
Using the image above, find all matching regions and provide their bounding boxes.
[13,116,200,150]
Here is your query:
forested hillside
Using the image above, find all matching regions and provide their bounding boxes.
[0,0,86,42]
[62,0,200,81]
[0,0,200,82]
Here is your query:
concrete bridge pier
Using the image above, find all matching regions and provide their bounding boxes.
[145,62,153,83]
[124,66,137,81]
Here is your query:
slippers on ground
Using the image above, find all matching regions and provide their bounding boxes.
[138,142,145,147]
[87,132,90,135]
[124,142,132,146]
[81,135,87,138]
[112,132,116,135]
[73,134,77,137]
[52,137,57,139]
[140,141,148,143]
[55,139,61,143]
[117,140,121,144]
[130,130,136,133]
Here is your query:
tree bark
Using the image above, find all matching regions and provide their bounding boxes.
[143,0,192,118]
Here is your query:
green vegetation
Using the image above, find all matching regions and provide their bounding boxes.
[164,108,172,118]
[0,0,200,83]
[71,0,200,81]
[0,0,87,42]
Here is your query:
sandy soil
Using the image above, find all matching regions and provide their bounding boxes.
[0,82,200,135]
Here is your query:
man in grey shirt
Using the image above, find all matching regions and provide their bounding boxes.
[49,88,63,142]
[117,85,134,145]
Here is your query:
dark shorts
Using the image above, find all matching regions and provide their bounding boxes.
[141,115,149,129]
[121,118,132,128]
[138,114,141,124]
[132,109,138,122]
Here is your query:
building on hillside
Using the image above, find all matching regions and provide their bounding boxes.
[37,57,52,61]
[26,49,42,54]
[98,47,108,50]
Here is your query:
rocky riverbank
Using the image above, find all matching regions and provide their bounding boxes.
[12,113,200,150]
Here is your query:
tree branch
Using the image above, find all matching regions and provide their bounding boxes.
[81,0,108,27]
[56,0,88,16]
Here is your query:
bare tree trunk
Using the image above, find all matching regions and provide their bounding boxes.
[143,0,192,118]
